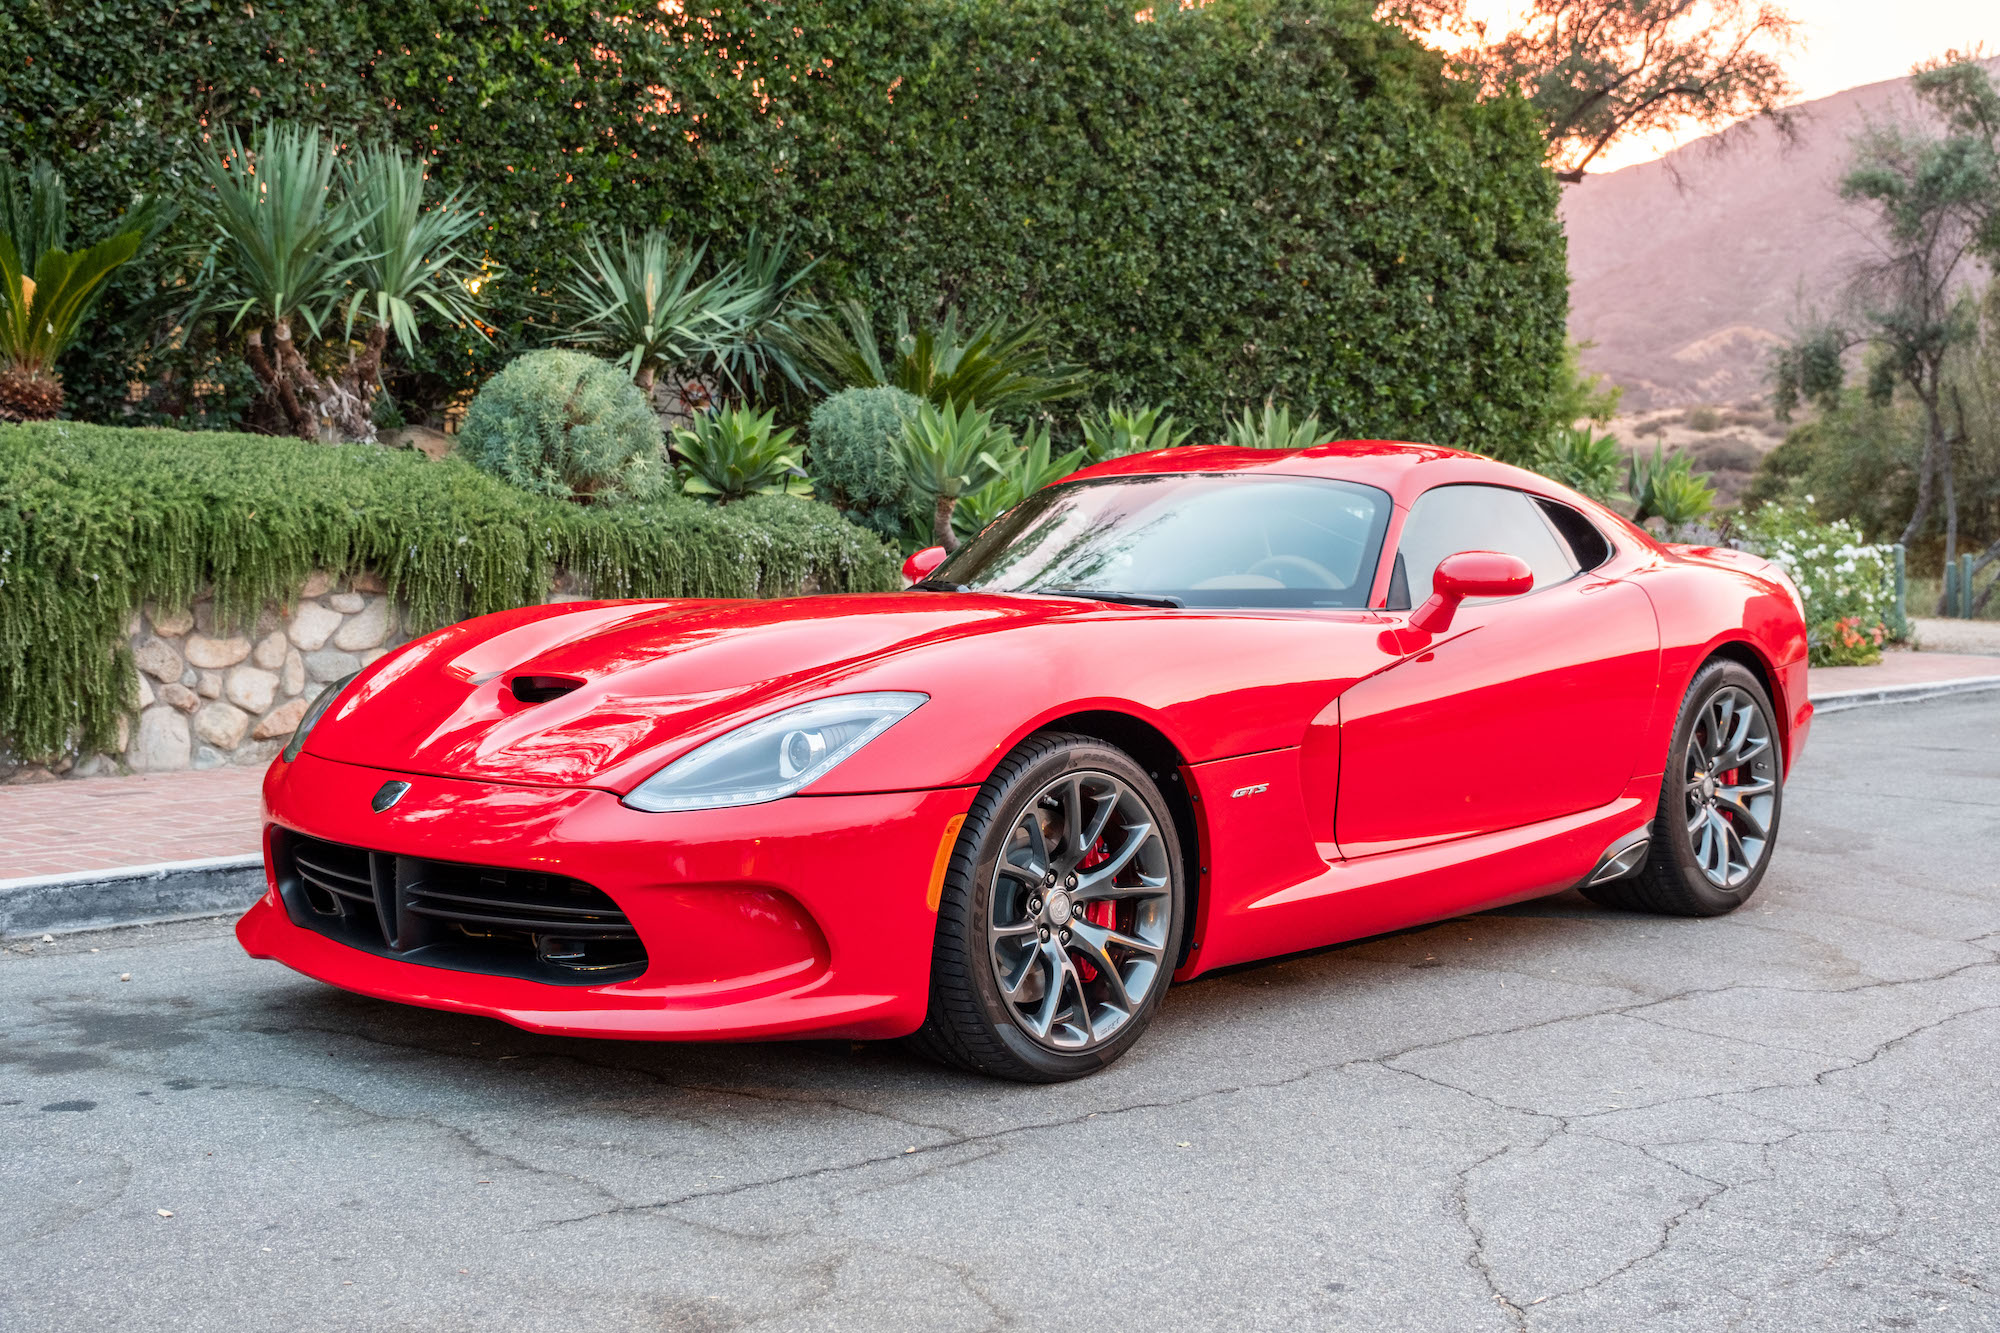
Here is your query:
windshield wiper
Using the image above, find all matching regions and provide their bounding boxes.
[1032,587,1184,609]
[911,577,967,592]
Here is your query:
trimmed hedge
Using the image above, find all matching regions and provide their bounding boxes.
[2,0,1566,456]
[0,423,899,762]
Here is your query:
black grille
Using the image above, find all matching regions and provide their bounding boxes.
[278,833,646,985]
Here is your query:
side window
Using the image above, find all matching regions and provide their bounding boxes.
[1386,485,1579,609]
[1535,497,1612,572]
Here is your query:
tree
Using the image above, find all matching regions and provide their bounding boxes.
[1771,55,2000,610]
[1382,0,1800,181]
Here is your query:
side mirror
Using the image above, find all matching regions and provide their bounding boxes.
[1410,550,1533,634]
[902,546,948,584]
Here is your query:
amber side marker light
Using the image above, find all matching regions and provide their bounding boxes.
[926,814,968,911]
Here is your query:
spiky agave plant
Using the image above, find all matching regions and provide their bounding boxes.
[337,144,489,404]
[190,123,371,439]
[0,231,142,421]
[562,228,761,395]
[699,228,821,403]
[1078,401,1194,462]
[953,421,1086,544]
[1629,445,1717,529]
[671,404,805,503]
[897,398,1014,551]
[795,300,1088,419]
[1223,399,1338,451]
[1531,424,1627,504]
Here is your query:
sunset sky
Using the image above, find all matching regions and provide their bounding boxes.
[1450,1,2000,171]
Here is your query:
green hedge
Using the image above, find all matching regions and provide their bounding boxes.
[2,0,1566,455]
[0,423,899,762]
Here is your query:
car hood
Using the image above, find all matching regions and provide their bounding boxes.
[304,593,1080,790]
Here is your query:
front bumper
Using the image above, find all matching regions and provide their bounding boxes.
[237,752,976,1041]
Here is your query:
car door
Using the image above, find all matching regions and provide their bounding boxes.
[1333,483,1660,858]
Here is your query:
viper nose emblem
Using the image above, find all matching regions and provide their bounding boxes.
[371,781,410,813]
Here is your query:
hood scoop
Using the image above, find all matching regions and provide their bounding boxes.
[508,674,586,705]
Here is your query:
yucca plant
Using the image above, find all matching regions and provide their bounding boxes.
[1223,399,1338,451]
[0,231,143,420]
[190,122,373,439]
[1079,402,1194,462]
[1629,445,1717,529]
[898,398,1014,550]
[672,404,805,503]
[337,145,488,401]
[562,228,761,395]
[954,422,1086,543]
[797,299,1088,419]
[1531,424,1627,504]
[699,228,821,403]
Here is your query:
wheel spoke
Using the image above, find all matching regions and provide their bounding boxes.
[1077,823,1152,892]
[1060,778,1087,864]
[1021,816,1051,876]
[1027,939,1067,1037]
[1706,810,1732,876]
[1000,944,1043,1000]
[992,920,1039,939]
[1078,871,1170,903]
[1713,791,1768,840]
[1080,787,1118,857]
[1718,818,1750,881]
[1067,922,1135,1012]
[997,857,1044,884]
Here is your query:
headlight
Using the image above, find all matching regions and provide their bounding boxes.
[622,691,928,812]
[282,672,358,763]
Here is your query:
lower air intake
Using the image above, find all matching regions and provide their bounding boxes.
[278,833,646,985]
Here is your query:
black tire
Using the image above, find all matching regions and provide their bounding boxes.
[908,732,1187,1082]
[1584,658,1784,917]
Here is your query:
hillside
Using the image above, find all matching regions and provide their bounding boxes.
[1561,61,1999,412]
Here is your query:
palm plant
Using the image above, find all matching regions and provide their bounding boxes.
[337,145,488,401]
[1223,399,1338,451]
[954,422,1086,543]
[562,228,760,395]
[1629,445,1717,529]
[0,158,161,421]
[797,299,1088,418]
[1078,402,1194,462]
[0,231,142,420]
[672,404,805,502]
[1531,424,1627,504]
[898,398,1014,551]
[190,122,373,439]
[699,228,821,403]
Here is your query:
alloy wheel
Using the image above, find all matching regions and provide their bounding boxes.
[986,770,1174,1052]
[1683,685,1778,889]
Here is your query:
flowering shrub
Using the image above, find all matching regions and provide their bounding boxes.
[1735,501,1897,666]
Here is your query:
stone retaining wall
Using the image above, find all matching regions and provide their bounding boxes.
[101,571,407,777]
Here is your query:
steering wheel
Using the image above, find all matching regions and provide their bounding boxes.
[1248,553,1343,590]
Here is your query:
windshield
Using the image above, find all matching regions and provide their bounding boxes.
[933,473,1393,609]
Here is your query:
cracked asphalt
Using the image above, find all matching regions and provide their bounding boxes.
[4,695,1998,1333]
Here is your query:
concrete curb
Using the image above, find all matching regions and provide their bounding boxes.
[1811,675,2000,714]
[0,854,263,938]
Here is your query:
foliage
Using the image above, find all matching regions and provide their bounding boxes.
[1530,424,1626,504]
[1545,339,1624,427]
[1078,403,1194,463]
[1224,400,1338,451]
[806,386,922,542]
[338,144,488,361]
[672,405,805,503]
[796,301,1088,421]
[1736,501,1896,666]
[0,231,143,410]
[955,426,1086,544]
[1382,0,1800,181]
[699,229,822,405]
[898,399,1011,550]
[559,229,762,394]
[456,350,669,504]
[0,420,898,762]
[1629,445,1716,529]
[1,0,1566,448]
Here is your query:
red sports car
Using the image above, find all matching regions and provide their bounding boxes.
[237,441,1810,1080]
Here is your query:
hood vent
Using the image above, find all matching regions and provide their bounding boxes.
[509,673,586,705]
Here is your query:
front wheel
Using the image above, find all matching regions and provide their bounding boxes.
[909,732,1186,1082]
[1585,658,1783,917]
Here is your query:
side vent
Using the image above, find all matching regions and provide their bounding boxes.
[509,674,585,704]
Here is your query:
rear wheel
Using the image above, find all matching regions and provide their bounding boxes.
[1584,659,1783,917]
[909,732,1185,1082]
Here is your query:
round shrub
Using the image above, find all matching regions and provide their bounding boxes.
[456,351,667,504]
[808,386,923,540]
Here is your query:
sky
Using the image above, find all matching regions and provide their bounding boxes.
[1449,1,2000,172]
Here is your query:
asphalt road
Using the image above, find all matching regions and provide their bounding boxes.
[5,695,1998,1333]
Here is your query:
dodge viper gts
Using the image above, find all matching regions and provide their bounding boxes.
[237,440,1810,1081]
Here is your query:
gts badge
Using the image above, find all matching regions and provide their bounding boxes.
[1230,783,1270,799]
